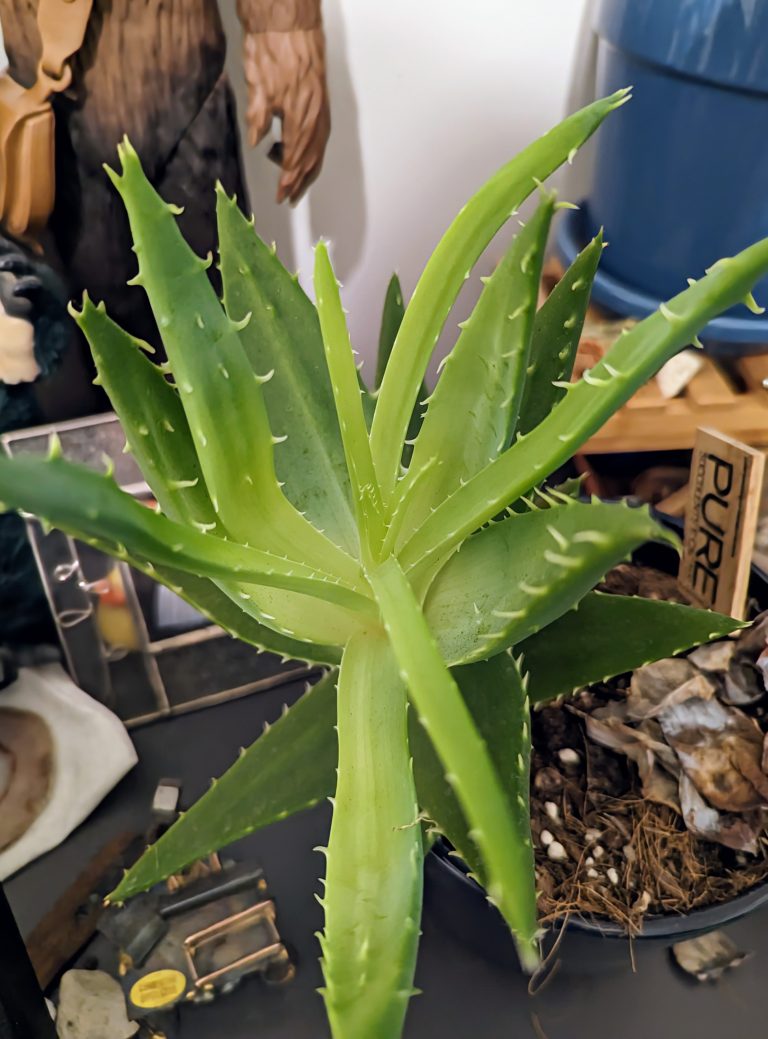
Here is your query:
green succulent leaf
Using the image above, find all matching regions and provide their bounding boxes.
[425,499,676,664]
[0,454,372,613]
[369,557,538,971]
[373,273,424,465]
[516,229,604,437]
[390,193,556,551]
[319,632,423,1039]
[74,297,333,652]
[78,523,343,664]
[520,591,746,705]
[314,242,385,557]
[370,88,632,507]
[216,191,359,557]
[161,570,343,665]
[73,296,218,531]
[108,139,360,588]
[107,591,743,904]
[375,274,406,390]
[400,233,768,585]
[508,475,587,515]
[109,671,339,903]
[410,652,533,887]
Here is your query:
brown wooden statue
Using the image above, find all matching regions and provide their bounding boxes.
[0,0,330,357]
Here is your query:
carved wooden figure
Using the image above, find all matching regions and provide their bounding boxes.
[0,0,330,352]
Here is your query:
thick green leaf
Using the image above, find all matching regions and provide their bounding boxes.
[399,233,768,585]
[73,298,343,656]
[410,652,532,888]
[109,672,339,902]
[0,454,372,612]
[108,140,360,588]
[425,499,676,663]
[361,383,377,432]
[390,194,555,552]
[107,593,743,904]
[217,192,359,557]
[71,516,343,664]
[108,651,535,910]
[508,475,587,515]
[164,571,343,665]
[516,230,604,437]
[375,274,406,390]
[373,273,424,466]
[370,89,631,507]
[74,296,219,531]
[319,632,422,1039]
[314,242,385,557]
[369,557,538,971]
[520,591,745,704]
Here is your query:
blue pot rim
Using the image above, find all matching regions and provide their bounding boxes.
[593,0,768,95]
[555,206,768,345]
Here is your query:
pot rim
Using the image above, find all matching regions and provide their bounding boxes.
[429,838,768,941]
[556,206,768,347]
[431,514,768,942]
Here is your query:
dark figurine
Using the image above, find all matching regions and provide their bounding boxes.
[0,0,330,639]
[0,235,67,643]
[0,0,330,355]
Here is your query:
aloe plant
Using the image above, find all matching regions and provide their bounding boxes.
[1,90,765,1037]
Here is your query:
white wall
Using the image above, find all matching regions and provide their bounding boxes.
[230,0,591,375]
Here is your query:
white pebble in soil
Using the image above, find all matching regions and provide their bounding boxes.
[607,867,620,886]
[593,845,605,860]
[586,868,599,879]
[540,829,554,847]
[544,801,560,821]
[633,890,651,913]
[584,828,602,843]
[547,841,568,862]
[558,748,580,766]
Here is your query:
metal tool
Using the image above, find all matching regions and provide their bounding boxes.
[99,857,294,1026]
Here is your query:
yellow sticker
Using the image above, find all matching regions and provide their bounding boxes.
[129,969,187,1009]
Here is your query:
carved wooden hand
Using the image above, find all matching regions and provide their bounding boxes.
[237,0,330,203]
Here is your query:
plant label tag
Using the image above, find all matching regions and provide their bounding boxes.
[679,427,764,619]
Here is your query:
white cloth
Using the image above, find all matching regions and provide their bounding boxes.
[0,664,137,880]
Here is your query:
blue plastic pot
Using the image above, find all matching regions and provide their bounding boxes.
[567,0,768,348]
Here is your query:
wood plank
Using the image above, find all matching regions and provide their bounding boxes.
[624,380,667,410]
[685,361,737,406]
[26,830,138,987]
[655,484,689,517]
[737,353,768,392]
[584,399,768,453]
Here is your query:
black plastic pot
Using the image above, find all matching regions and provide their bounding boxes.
[424,516,768,974]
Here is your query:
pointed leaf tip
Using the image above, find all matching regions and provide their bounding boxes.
[103,162,121,189]
[47,432,62,461]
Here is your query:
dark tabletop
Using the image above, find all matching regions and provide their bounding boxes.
[6,678,768,1039]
